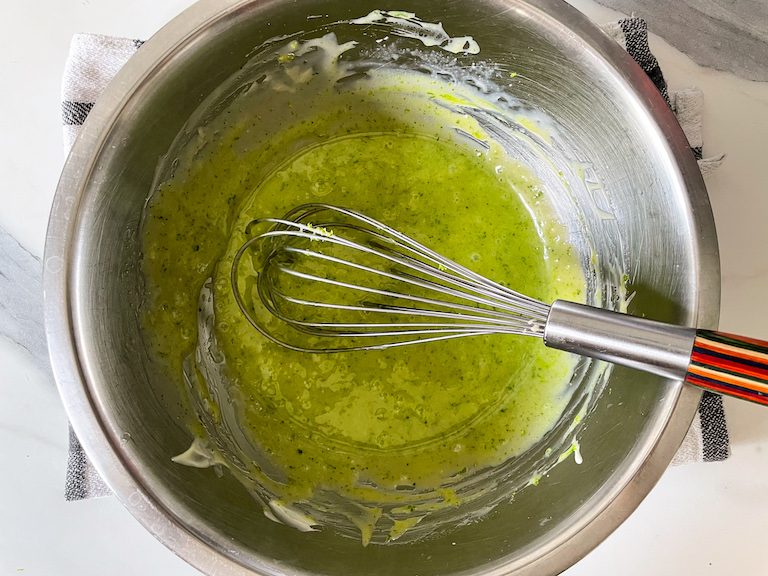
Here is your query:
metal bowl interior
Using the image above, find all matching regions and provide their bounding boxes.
[45,0,719,575]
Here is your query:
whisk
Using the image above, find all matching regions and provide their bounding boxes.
[231,203,768,405]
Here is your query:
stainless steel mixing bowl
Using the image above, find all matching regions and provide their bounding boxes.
[45,0,720,574]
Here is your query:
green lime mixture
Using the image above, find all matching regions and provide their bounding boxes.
[140,51,586,538]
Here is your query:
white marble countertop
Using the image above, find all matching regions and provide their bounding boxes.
[1,0,767,574]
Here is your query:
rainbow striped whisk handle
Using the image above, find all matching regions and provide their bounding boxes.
[686,332,768,405]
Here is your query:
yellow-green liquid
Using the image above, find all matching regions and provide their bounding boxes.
[140,67,586,534]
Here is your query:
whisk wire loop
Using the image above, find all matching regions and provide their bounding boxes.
[231,203,551,352]
[274,247,545,319]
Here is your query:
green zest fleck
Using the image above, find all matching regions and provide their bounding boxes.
[305,222,334,238]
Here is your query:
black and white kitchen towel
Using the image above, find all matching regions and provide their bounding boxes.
[59,19,728,499]
[601,18,725,176]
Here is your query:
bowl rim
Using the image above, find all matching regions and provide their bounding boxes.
[44,1,720,574]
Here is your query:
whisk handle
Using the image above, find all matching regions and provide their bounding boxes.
[544,300,768,406]
[684,332,768,405]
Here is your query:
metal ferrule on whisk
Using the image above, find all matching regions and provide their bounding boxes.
[544,300,696,381]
